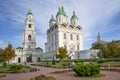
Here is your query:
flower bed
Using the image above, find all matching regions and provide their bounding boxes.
[30,74,56,80]
[101,68,120,72]
[0,74,6,78]
[50,69,72,74]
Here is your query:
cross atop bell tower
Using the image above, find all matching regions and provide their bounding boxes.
[23,9,36,50]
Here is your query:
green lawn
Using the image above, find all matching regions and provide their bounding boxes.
[34,61,120,69]
[75,73,105,78]
[33,61,70,68]
[0,64,31,73]
[0,66,12,73]
[99,62,120,67]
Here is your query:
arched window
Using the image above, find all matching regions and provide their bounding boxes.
[74,21,76,25]
[28,24,31,28]
[76,35,79,40]
[64,33,66,39]
[70,34,73,40]
[29,45,30,49]
[18,57,21,63]
[64,44,67,49]
[77,45,79,51]
[59,17,61,22]
[28,35,31,40]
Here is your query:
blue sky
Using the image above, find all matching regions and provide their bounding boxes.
[0,0,120,51]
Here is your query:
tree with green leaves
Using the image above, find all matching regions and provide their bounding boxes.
[0,48,4,62]
[92,43,107,58]
[56,47,69,61]
[105,41,119,57]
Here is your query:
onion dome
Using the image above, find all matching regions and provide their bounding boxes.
[49,14,56,22]
[71,11,78,19]
[27,9,32,15]
[56,6,67,17]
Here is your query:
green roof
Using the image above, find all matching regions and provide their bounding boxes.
[27,9,32,15]
[36,47,43,52]
[56,6,67,17]
[49,15,56,22]
[16,47,23,49]
[71,11,78,19]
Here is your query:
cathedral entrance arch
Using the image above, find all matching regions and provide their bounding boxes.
[18,57,21,63]
[26,54,32,62]
[37,57,41,62]
[69,44,75,59]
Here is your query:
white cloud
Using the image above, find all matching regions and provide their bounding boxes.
[0,40,7,49]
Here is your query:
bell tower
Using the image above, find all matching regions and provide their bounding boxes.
[23,9,36,50]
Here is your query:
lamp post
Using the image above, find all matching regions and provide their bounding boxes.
[78,52,80,59]
[46,56,48,66]
[90,51,92,64]
[52,56,55,65]
[27,54,29,62]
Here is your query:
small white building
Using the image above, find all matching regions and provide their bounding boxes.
[68,49,99,60]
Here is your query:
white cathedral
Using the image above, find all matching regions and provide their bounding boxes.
[11,6,84,63]
[42,6,83,60]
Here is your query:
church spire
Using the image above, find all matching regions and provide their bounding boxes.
[49,14,56,27]
[56,6,68,24]
[71,10,78,26]
[71,10,78,19]
[27,9,32,15]
[49,14,56,23]
[97,32,101,42]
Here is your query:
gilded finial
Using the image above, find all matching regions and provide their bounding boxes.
[61,5,64,10]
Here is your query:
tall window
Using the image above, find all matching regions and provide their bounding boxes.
[52,35,53,41]
[28,24,31,28]
[74,21,76,25]
[70,34,73,40]
[64,44,67,49]
[76,35,79,40]
[64,33,66,39]
[77,45,79,50]
[29,45,30,49]
[28,35,31,40]
[55,34,57,42]
[59,17,61,22]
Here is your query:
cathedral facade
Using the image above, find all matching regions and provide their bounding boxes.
[43,6,83,60]
[11,10,43,63]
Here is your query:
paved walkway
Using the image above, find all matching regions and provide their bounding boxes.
[0,65,120,80]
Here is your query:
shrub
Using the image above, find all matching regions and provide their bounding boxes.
[9,64,24,73]
[2,62,7,68]
[72,63,100,77]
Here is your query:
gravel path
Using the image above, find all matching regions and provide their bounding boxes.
[0,66,120,80]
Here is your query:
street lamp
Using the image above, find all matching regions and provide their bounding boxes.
[78,52,80,59]
[90,51,93,64]
[52,56,55,65]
